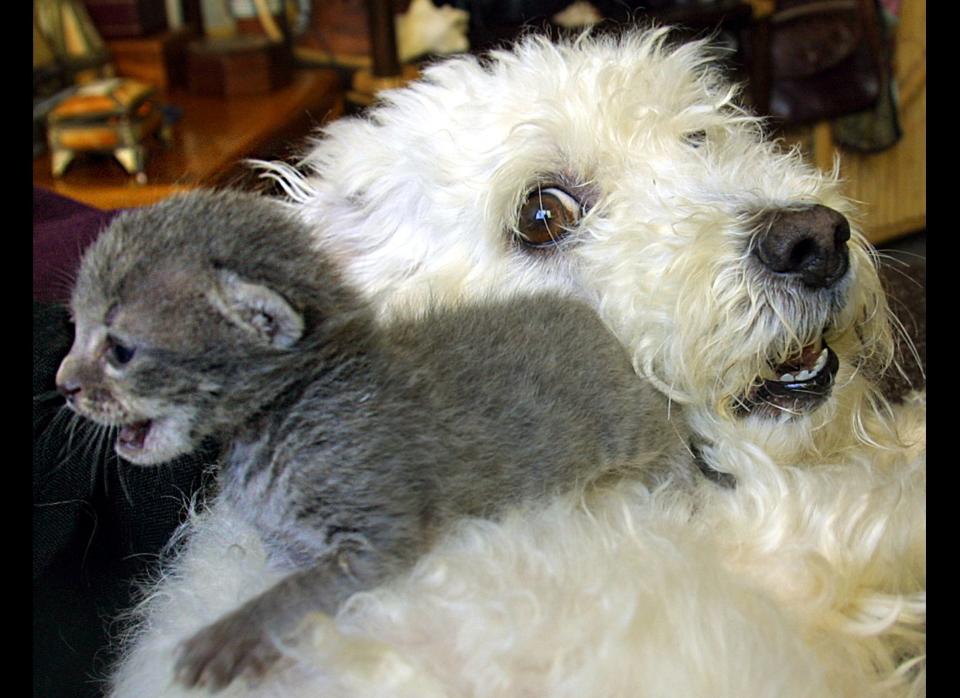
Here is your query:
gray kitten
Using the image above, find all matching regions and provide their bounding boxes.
[56,190,694,691]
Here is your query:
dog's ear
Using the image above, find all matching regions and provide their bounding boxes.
[207,269,304,348]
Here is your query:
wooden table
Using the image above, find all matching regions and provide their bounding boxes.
[34,70,344,210]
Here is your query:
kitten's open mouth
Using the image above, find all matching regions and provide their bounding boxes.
[734,335,839,417]
[118,419,153,455]
[113,413,191,465]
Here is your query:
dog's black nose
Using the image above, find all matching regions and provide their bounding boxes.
[752,205,851,289]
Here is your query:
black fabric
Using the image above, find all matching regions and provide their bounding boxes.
[33,301,217,697]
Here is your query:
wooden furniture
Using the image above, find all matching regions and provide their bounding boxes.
[105,29,195,90]
[82,0,168,38]
[47,77,168,180]
[346,0,419,106]
[34,69,343,210]
[185,36,292,97]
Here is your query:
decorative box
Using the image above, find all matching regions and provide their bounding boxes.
[47,77,170,179]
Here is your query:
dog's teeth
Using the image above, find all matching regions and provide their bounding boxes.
[813,348,828,371]
[777,349,830,383]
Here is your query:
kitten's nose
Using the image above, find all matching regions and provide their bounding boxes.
[57,377,82,399]
[752,205,851,289]
[56,359,83,400]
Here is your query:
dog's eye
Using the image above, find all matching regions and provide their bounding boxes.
[515,186,582,248]
[107,336,136,365]
[683,130,707,148]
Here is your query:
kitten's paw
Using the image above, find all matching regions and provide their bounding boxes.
[174,613,284,692]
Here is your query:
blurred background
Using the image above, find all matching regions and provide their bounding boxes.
[33,0,924,248]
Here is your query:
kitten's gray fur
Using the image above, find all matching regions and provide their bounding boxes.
[57,190,694,691]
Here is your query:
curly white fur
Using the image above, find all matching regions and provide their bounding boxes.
[109,28,925,697]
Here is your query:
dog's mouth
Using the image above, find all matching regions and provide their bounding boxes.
[734,335,840,417]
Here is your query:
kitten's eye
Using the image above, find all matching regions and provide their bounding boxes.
[108,337,136,365]
[515,186,582,248]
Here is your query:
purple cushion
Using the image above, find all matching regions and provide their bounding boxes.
[33,188,118,304]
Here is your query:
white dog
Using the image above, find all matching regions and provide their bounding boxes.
[109,29,925,697]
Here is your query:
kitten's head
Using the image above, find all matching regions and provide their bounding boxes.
[55,190,358,465]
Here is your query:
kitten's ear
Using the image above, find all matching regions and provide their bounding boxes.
[208,269,304,348]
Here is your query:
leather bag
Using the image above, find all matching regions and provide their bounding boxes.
[767,0,888,124]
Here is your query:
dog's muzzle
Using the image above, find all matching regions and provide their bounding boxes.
[735,205,850,417]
